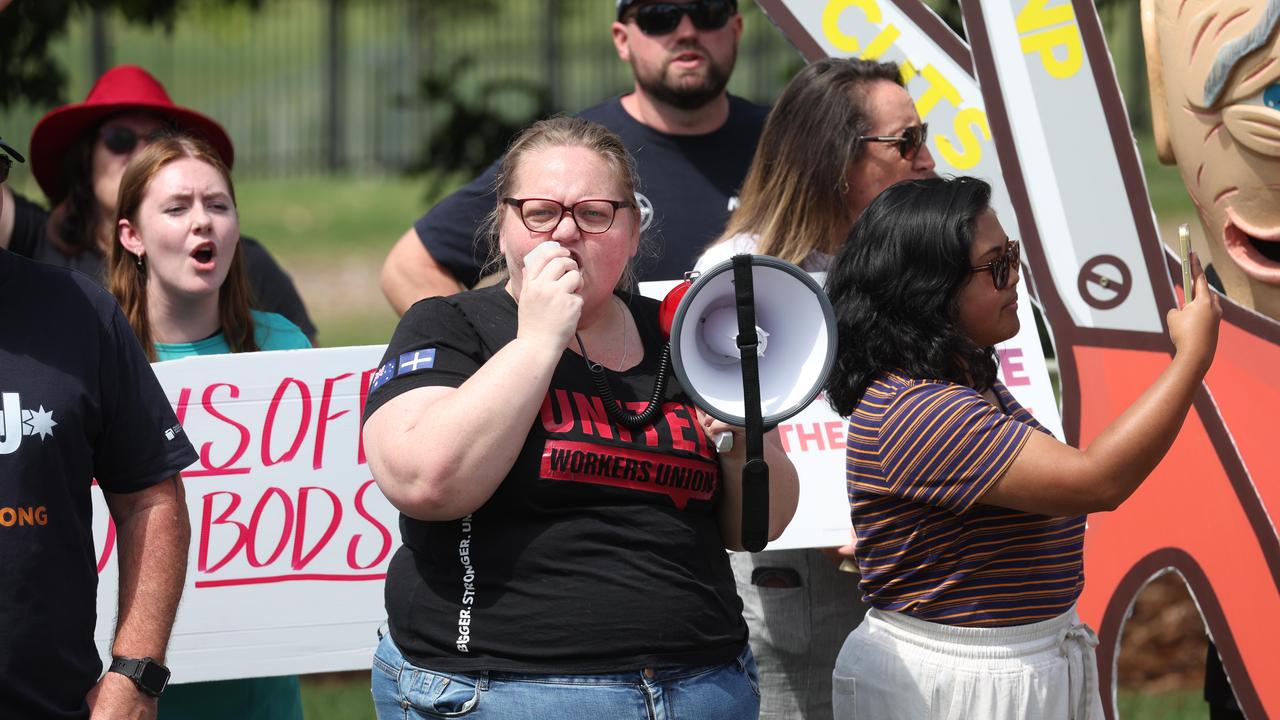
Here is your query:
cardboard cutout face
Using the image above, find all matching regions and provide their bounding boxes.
[1143,0,1280,319]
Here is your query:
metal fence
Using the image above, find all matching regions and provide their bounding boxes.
[0,0,804,180]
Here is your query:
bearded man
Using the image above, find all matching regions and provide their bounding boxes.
[379,0,768,309]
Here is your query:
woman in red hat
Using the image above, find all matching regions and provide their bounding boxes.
[0,64,315,342]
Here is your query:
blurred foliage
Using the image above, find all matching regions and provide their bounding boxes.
[0,0,261,108]
[0,0,504,109]
[403,55,554,199]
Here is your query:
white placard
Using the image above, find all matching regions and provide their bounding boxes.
[92,346,391,683]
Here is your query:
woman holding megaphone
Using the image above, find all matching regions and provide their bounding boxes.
[362,116,797,719]
[823,176,1220,719]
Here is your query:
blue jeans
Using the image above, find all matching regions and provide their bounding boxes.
[371,633,760,720]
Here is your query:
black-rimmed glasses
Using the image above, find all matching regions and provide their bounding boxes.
[100,126,166,156]
[503,197,634,234]
[970,239,1020,290]
[857,123,929,161]
[629,0,733,36]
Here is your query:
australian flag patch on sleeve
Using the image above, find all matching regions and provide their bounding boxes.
[368,348,438,394]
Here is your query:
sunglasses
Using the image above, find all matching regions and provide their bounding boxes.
[857,123,929,161]
[629,0,733,36]
[100,125,166,156]
[504,197,634,234]
[970,239,1021,290]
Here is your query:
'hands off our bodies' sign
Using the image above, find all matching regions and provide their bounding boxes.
[92,346,392,683]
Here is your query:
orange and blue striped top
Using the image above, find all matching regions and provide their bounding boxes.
[846,371,1085,627]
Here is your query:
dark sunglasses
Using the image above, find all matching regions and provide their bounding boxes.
[970,239,1021,290]
[857,123,929,161]
[100,125,166,155]
[629,0,733,36]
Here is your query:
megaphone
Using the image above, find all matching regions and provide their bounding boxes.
[664,254,836,552]
[668,256,836,427]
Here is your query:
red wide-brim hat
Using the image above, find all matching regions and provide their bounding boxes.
[30,65,235,203]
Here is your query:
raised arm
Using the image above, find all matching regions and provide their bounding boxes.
[981,260,1222,516]
[88,475,190,720]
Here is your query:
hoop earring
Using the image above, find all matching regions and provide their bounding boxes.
[840,178,850,195]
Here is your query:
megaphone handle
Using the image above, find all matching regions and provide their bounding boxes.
[732,255,769,552]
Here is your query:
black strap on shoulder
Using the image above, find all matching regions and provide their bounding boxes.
[732,254,769,552]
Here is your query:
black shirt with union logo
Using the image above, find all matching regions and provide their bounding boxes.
[363,285,746,673]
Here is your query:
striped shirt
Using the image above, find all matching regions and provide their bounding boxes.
[846,371,1085,627]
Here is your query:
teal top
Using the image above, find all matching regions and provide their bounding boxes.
[155,309,311,360]
[154,310,307,720]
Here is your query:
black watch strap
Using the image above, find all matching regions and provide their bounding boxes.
[108,656,170,698]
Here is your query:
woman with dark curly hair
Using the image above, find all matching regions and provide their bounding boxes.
[823,176,1220,719]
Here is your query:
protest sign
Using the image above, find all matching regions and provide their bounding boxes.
[92,346,392,682]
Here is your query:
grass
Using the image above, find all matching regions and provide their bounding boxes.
[300,672,376,720]
[296,673,1210,720]
[315,308,401,349]
[1118,689,1210,720]
[232,173,442,258]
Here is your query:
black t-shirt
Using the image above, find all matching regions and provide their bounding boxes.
[7,192,317,342]
[413,95,769,287]
[0,248,198,719]
[363,285,746,673]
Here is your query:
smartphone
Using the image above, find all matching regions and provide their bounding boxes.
[1178,223,1195,305]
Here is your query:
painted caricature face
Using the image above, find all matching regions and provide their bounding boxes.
[956,209,1021,349]
[500,145,640,312]
[844,80,938,223]
[1144,0,1280,319]
[92,112,167,216]
[611,0,743,110]
[126,157,239,303]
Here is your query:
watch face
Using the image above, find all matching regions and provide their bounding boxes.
[137,661,170,696]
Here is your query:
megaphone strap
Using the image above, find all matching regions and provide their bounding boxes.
[575,332,671,430]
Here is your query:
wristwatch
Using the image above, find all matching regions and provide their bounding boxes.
[108,656,171,697]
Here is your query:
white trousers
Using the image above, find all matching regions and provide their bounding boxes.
[832,606,1104,720]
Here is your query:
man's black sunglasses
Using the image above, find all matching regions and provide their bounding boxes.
[857,123,929,161]
[0,136,22,183]
[629,0,733,36]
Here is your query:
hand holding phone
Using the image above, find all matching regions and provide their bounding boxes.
[1178,223,1195,305]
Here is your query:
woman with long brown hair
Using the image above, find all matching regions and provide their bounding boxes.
[106,133,309,720]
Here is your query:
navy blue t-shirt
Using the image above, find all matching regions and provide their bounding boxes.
[413,95,769,287]
[0,248,198,719]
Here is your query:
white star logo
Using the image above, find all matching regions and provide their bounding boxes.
[26,406,57,440]
[634,191,654,232]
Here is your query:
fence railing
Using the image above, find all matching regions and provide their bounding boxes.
[0,0,803,181]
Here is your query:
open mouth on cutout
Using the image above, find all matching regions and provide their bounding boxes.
[1224,209,1280,284]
